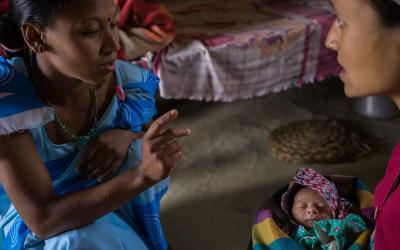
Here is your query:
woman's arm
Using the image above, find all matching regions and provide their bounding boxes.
[0,110,190,239]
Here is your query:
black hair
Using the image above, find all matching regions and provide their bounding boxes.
[370,0,400,27]
[0,0,68,52]
[0,13,24,50]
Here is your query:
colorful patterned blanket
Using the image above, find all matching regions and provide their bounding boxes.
[250,175,374,250]
[159,0,341,101]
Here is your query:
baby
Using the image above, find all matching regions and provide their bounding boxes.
[291,186,333,228]
[281,168,367,250]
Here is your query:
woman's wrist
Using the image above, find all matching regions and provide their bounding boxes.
[125,166,155,192]
[111,128,143,141]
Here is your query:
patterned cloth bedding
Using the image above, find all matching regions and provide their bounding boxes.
[158,0,341,102]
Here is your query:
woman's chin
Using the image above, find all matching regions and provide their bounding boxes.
[343,85,355,98]
[343,83,366,98]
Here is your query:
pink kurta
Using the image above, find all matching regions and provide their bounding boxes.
[374,143,400,250]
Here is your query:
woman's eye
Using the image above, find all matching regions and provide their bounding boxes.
[335,17,345,28]
[82,30,100,36]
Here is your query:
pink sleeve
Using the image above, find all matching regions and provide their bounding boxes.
[374,143,400,210]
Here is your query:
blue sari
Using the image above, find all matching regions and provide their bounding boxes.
[0,57,168,250]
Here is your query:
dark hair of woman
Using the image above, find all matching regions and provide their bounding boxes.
[370,0,400,27]
[0,0,67,52]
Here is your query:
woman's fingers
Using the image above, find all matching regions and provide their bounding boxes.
[95,164,116,182]
[76,144,98,172]
[154,141,182,172]
[96,168,115,183]
[167,151,183,167]
[150,128,191,149]
[140,110,191,182]
[85,150,109,174]
[159,140,181,158]
[163,150,183,172]
[145,110,179,140]
[88,156,115,179]
[95,157,124,182]
[141,144,182,181]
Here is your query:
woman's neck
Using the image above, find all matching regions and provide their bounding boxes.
[33,55,96,107]
[29,54,116,144]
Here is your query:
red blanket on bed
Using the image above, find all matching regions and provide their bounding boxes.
[116,0,175,60]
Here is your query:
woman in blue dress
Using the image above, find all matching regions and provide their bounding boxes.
[0,0,190,249]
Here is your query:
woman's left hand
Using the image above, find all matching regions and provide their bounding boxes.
[76,129,143,182]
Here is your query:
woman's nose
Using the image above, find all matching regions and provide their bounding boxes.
[325,22,339,51]
[102,29,121,54]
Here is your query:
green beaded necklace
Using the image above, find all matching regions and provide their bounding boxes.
[47,86,98,145]
[29,54,99,145]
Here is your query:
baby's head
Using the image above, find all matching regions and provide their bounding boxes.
[291,187,332,228]
[281,168,351,228]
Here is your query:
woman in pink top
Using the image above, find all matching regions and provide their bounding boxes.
[325,0,400,249]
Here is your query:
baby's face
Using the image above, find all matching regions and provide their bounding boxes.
[291,187,333,228]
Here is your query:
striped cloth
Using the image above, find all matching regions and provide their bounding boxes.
[250,175,374,250]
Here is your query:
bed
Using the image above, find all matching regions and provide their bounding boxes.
[157,0,341,102]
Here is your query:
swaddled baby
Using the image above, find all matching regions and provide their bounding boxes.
[281,168,367,250]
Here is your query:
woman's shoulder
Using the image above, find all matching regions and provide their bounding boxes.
[114,60,159,97]
[113,60,159,132]
[0,56,53,135]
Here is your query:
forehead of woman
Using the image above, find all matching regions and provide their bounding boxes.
[331,0,377,17]
[55,0,117,26]
[331,0,392,33]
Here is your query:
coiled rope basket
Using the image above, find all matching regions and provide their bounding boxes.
[268,120,372,164]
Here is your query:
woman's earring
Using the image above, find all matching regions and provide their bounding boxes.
[32,42,45,53]
[37,44,45,53]
[29,48,34,57]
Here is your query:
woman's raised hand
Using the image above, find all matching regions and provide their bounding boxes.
[139,109,190,182]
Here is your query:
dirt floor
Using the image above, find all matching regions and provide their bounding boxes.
[157,78,400,250]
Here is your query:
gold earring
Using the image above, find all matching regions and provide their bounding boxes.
[37,44,45,53]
